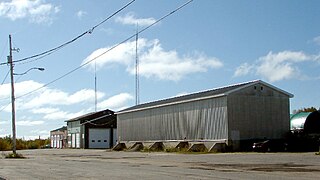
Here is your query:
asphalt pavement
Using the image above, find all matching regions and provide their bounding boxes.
[0,149,320,179]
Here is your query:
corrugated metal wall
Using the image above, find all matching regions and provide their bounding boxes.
[118,97,228,141]
[227,83,290,140]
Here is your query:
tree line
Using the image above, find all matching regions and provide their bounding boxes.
[0,136,50,151]
[292,107,319,114]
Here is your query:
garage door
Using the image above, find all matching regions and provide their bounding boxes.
[89,128,110,149]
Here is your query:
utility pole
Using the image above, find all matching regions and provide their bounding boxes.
[8,34,17,155]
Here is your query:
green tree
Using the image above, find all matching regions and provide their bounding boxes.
[293,107,318,114]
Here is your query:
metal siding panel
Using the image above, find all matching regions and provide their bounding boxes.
[228,95,290,140]
[118,97,228,141]
[113,128,117,146]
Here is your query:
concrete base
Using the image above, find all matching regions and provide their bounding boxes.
[208,143,227,152]
[128,142,144,152]
[148,142,165,151]
[175,141,189,149]
[118,139,228,152]
[188,143,208,152]
[112,143,127,151]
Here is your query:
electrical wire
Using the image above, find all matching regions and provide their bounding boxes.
[0,0,136,66]
[1,69,10,85]
[0,41,8,62]
[0,102,11,113]
[11,0,194,101]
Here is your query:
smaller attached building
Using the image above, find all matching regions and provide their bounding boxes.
[66,109,117,149]
[50,126,67,149]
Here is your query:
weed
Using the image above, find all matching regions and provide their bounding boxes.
[5,153,26,159]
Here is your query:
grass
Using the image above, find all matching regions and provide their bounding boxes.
[5,153,26,159]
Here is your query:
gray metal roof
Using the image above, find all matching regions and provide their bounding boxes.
[117,80,293,114]
[50,126,67,133]
[65,109,114,122]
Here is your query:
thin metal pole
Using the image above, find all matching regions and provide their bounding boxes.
[94,60,97,112]
[135,24,139,105]
[9,34,16,155]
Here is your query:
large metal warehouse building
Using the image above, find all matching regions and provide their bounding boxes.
[117,80,293,150]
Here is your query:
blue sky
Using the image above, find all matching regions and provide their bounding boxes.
[0,0,319,139]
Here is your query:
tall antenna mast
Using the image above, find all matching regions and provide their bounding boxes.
[94,59,97,112]
[135,23,140,105]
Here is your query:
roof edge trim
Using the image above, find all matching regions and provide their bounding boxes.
[116,93,226,115]
[225,80,294,98]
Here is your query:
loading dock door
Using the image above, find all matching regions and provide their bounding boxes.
[89,128,110,149]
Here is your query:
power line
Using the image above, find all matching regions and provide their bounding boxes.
[0,0,136,66]
[1,69,10,85]
[0,40,8,62]
[0,102,11,113]
[13,0,194,100]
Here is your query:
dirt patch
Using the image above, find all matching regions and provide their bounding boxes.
[121,156,146,159]
[189,163,320,172]
[59,154,102,158]
[160,165,177,168]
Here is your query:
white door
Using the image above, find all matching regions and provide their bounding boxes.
[71,134,76,148]
[56,135,60,148]
[51,135,54,148]
[89,128,110,149]
[76,133,80,148]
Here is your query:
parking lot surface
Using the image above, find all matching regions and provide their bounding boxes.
[1,149,320,179]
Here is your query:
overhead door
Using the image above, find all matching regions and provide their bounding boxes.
[89,128,110,149]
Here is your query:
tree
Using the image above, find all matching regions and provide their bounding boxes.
[293,107,318,114]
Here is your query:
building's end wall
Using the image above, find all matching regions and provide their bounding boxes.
[227,83,290,143]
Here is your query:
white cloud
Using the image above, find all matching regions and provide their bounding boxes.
[313,36,320,45]
[234,63,254,77]
[30,107,59,114]
[97,93,133,111]
[115,12,156,27]
[82,38,223,81]
[0,80,42,99]
[43,109,89,120]
[0,80,105,115]
[0,121,8,125]
[19,87,104,109]
[16,120,44,126]
[234,51,316,82]
[0,0,59,24]
[76,10,87,19]
[31,129,49,134]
